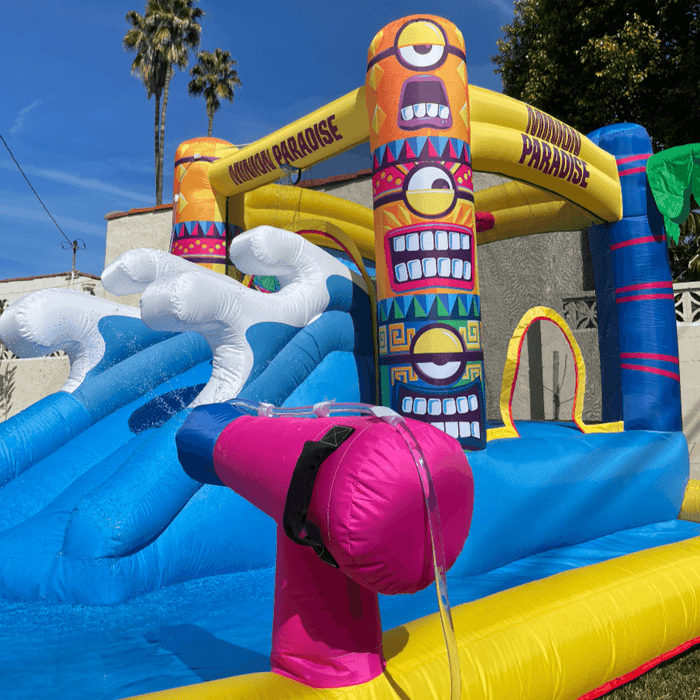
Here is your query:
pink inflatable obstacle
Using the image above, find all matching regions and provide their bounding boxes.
[211,413,473,687]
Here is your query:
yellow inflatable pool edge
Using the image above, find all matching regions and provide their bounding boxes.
[125,534,700,700]
[680,479,700,522]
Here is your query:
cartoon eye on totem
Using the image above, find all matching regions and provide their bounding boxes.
[404,164,457,219]
[410,324,467,385]
[395,20,447,70]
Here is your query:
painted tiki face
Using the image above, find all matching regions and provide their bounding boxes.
[367,16,475,301]
[367,16,485,449]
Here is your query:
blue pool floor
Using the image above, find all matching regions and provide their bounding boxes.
[3,518,700,700]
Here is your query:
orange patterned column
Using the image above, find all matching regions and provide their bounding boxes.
[171,137,242,277]
[366,16,485,450]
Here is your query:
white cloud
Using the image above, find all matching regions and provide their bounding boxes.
[106,156,154,175]
[8,100,42,135]
[0,202,103,237]
[483,0,515,15]
[0,160,153,204]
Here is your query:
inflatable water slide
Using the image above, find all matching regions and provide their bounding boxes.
[2,12,700,700]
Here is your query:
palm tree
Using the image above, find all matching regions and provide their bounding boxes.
[124,0,204,205]
[188,49,241,137]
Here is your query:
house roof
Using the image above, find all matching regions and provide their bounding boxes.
[105,203,173,220]
[0,271,100,284]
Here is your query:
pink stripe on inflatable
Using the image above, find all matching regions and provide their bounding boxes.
[618,166,647,176]
[610,234,666,250]
[620,363,680,381]
[615,293,674,303]
[615,281,673,293]
[616,153,651,166]
[620,352,679,365]
[579,636,700,700]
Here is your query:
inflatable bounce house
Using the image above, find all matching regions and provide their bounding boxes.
[3,13,700,700]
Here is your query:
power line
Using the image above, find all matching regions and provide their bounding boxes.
[0,132,73,246]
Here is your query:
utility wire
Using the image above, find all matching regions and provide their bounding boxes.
[0,132,73,246]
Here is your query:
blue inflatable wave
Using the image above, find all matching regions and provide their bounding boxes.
[0,274,373,604]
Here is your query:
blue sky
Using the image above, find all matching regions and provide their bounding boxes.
[1,0,514,280]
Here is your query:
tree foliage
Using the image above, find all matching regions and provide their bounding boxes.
[669,206,700,282]
[492,0,700,151]
[124,0,204,205]
[188,49,241,138]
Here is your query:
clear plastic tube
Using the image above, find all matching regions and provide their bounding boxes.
[227,397,461,700]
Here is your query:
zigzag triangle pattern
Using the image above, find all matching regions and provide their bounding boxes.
[378,293,480,323]
[171,220,227,239]
[372,137,471,170]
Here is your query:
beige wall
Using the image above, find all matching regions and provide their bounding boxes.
[678,325,700,478]
[0,272,104,306]
[0,272,101,422]
[0,356,70,421]
[309,177,373,209]
[103,208,173,308]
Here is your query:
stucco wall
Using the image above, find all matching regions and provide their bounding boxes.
[103,206,173,308]
[0,356,70,421]
[678,324,700,477]
[0,272,104,305]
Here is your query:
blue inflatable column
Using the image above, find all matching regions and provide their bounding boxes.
[587,124,681,431]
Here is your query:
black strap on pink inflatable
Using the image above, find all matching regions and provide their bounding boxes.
[283,424,355,568]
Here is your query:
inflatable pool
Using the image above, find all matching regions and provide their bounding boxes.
[1,12,699,700]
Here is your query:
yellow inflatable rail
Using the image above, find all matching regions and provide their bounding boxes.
[208,86,622,225]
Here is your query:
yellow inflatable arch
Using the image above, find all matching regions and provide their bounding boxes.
[207,84,622,256]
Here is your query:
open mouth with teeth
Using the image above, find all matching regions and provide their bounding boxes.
[386,223,474,293]
[398,75,452,131]
[393,380,484,444]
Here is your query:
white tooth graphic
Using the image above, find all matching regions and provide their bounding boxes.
[459,421,471,438]
[452,259,463,278]
[449,232,461,250]
[463,262,472,280]
[427,103,439,117]
[414,103,427,118]
[402,106,414,121]
[422,258,437,277]
[402,396,413,413]
[461,234,470,250]
[395,263,408,282]
[428,398,441,415]
[406,232,420,251]
[437,258,451,276]
[414,398,427,415]
[445,421,459,438]
[393,235,406,252]
[420,231,434,250]
[443,398,456,415]
[439,105,450,119]
[432,422,445,432]
[435,230,449,250]
[469,394,478,411]
[471,421,480,439]
[407,260,422,279]
[456,396,468,413]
